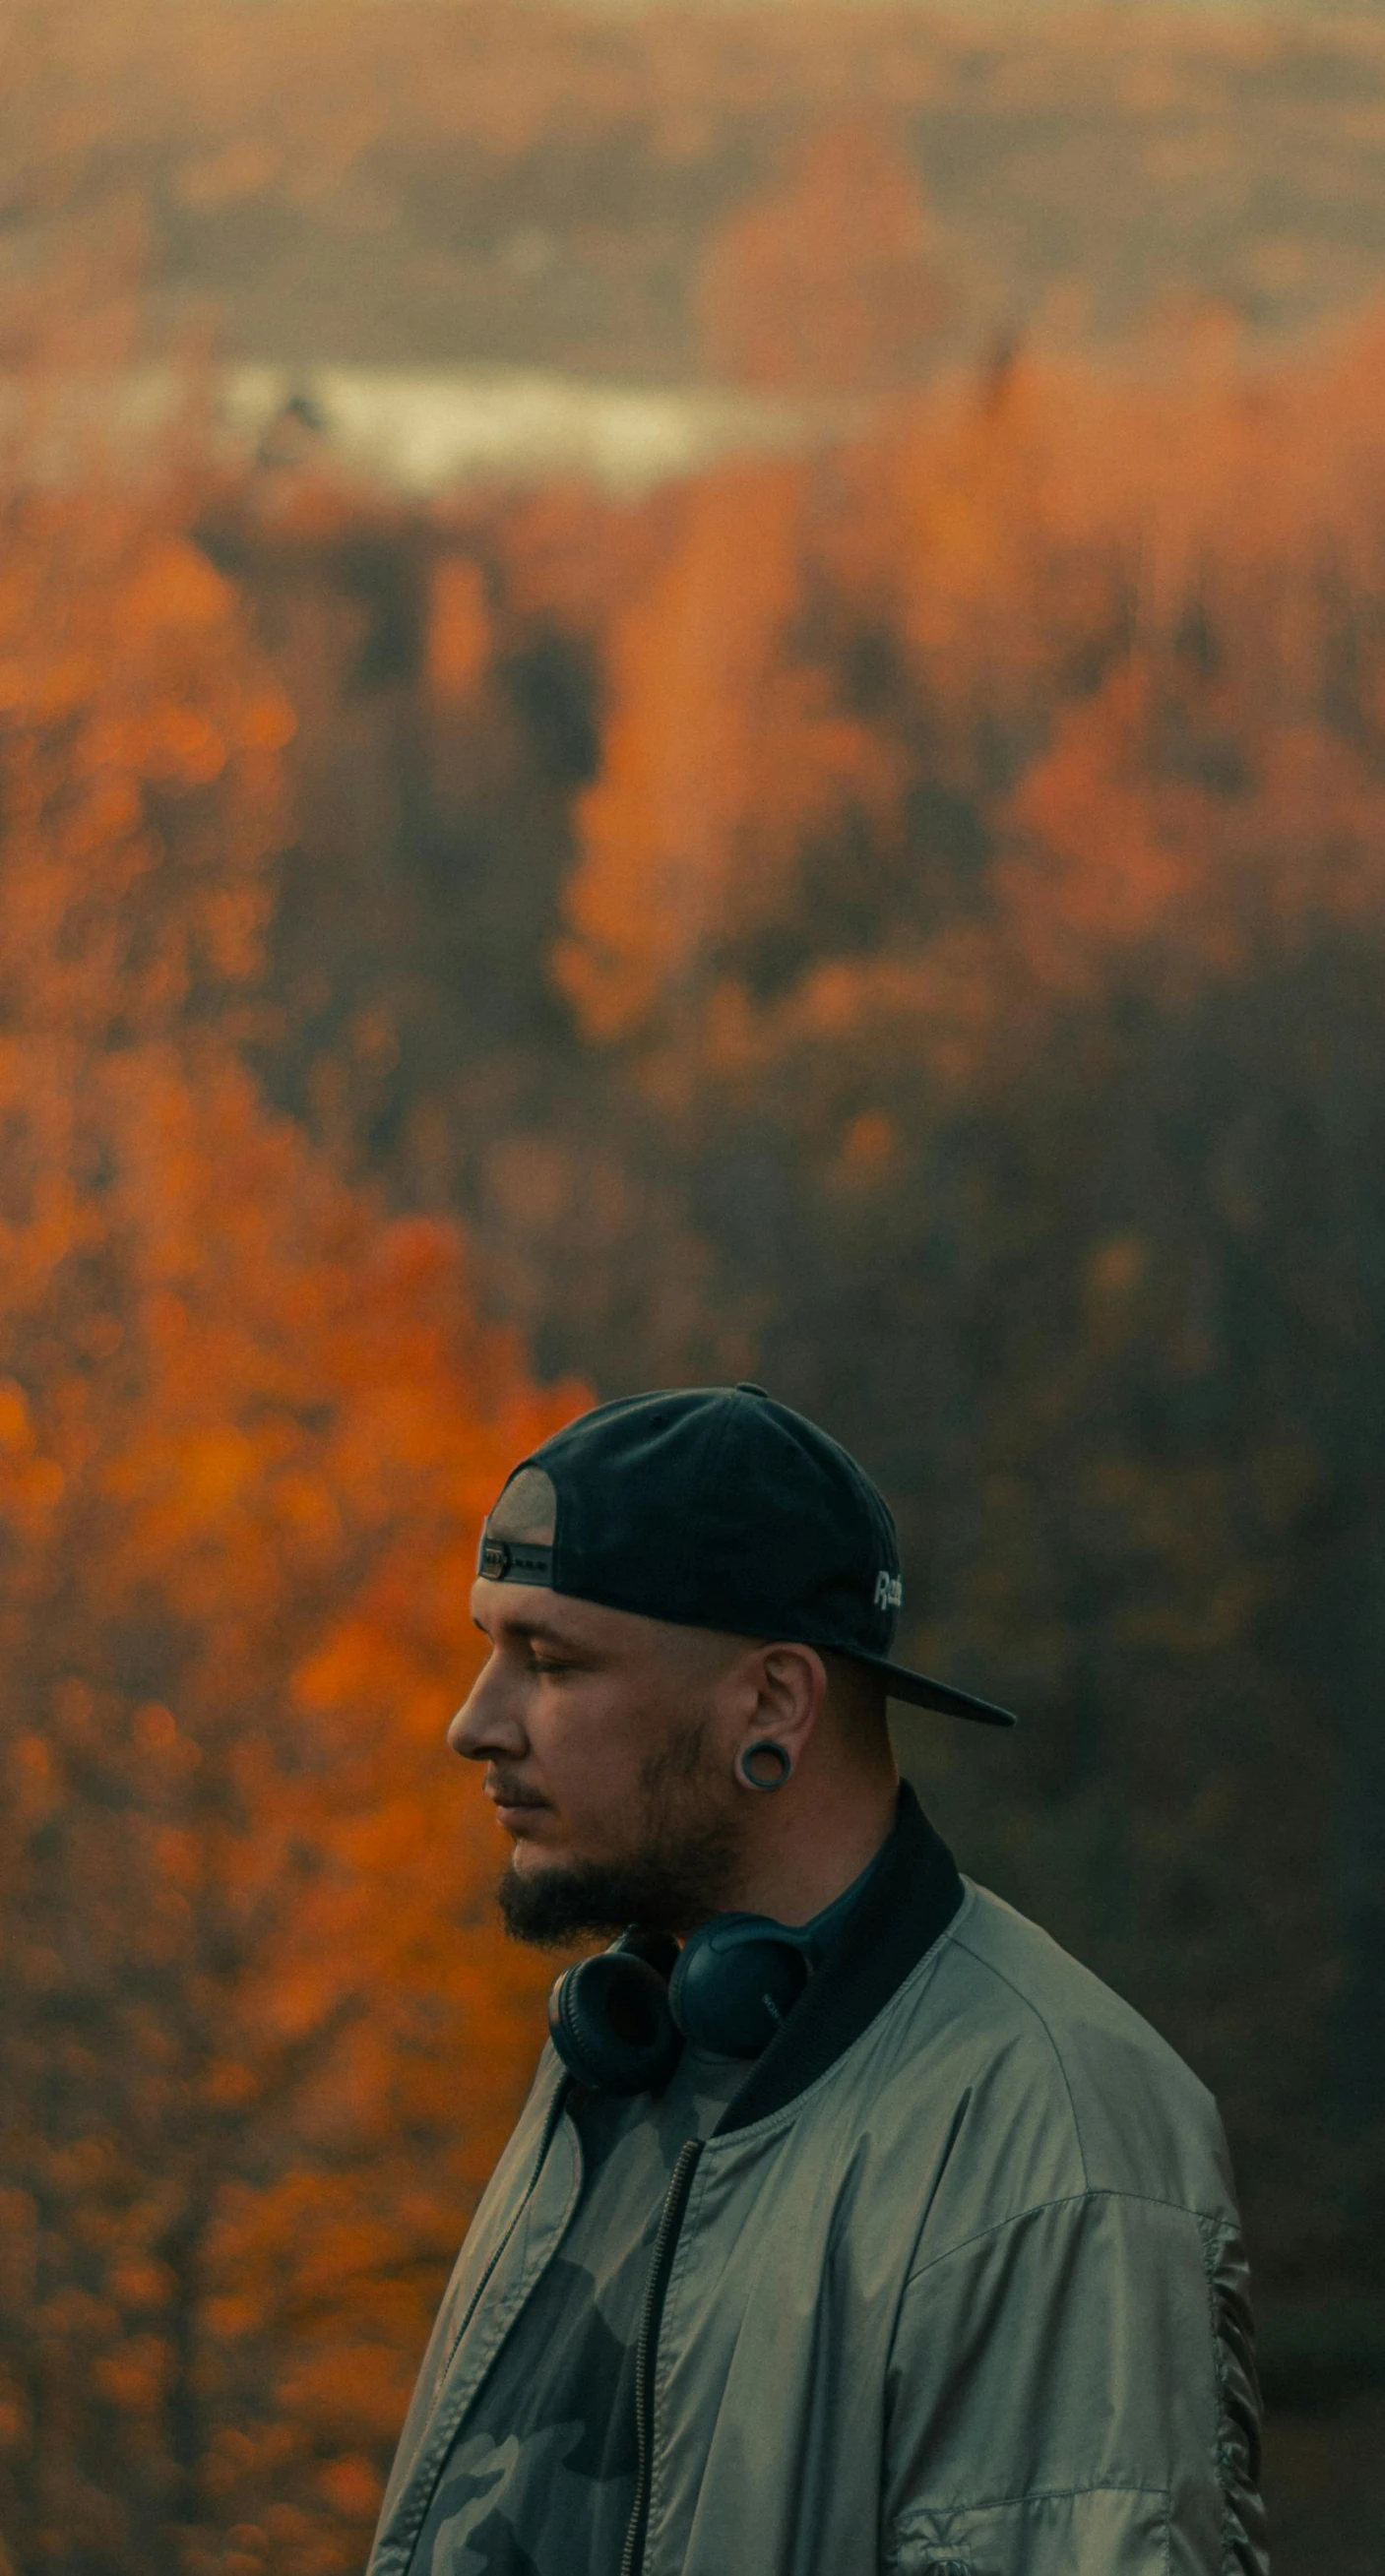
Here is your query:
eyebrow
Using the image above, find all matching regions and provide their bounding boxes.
[472,1610,584,1650]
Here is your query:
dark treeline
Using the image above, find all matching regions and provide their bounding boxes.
[11,0,1385,366]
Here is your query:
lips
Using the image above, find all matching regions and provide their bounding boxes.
[486,1780,549,1832]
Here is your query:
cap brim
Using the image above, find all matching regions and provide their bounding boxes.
[854,1651,1017,1728]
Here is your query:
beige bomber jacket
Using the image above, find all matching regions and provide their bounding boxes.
[369,1789,1270,2576]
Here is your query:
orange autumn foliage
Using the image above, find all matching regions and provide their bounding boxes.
[696,117,954,395]
[556,316,1385,1087]
[555,459,902,1046]
[0,465,583,2576]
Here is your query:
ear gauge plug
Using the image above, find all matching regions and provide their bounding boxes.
[737,1738,792,1791]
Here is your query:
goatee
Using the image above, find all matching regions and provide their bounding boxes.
[498,1826,741,1948]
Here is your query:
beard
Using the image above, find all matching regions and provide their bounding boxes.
[496,1718,743,1948]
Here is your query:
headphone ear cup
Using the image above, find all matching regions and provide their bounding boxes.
[669,1917,813,2058]
[547,1952,683,2096]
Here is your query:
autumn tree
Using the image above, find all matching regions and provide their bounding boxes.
[0,457,578,2576]
[696,117,955,396]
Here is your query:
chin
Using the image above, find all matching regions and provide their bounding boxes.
[508,1819,612,1868]
[505,1836,559,1872]
[495,1845,647,1947]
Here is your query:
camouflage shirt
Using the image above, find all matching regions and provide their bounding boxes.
[409,2042,745,2576]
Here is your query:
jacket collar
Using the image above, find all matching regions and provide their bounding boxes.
[713,1781,964,2136]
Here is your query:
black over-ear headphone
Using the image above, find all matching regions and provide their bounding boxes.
[547,1887,859,2096]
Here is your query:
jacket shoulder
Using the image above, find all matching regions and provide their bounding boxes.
[909,1880,1235,2219]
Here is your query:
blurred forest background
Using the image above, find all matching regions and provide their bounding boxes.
[2,3,1384,2571]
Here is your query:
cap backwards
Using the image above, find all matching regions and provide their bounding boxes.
[476,1384,1015,1728]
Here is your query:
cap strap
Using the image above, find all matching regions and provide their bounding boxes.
[477,1534,554,1585]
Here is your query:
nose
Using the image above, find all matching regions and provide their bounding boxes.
[448,1648,527,1763]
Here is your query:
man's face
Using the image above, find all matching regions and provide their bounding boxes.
[450,1580,748,1942]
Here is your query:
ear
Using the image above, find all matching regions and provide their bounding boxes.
[735,1642,828,1782]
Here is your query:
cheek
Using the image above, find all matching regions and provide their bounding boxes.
[535,1684,649,1808]
[535,1679,633,1782]
[637,1695,729,1811]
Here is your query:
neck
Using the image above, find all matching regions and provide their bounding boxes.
[703,1753,900,1931]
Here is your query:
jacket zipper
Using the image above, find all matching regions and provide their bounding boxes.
[619,2137,704,2576]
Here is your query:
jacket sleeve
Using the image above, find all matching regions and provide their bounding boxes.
[880,2187,1269,2576]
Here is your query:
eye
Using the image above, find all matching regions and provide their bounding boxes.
[528,1652,573,1677]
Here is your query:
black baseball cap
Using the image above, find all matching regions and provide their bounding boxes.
[476,1384,1016,1728]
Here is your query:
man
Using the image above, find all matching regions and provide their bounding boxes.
[369,1384,1269,2576]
